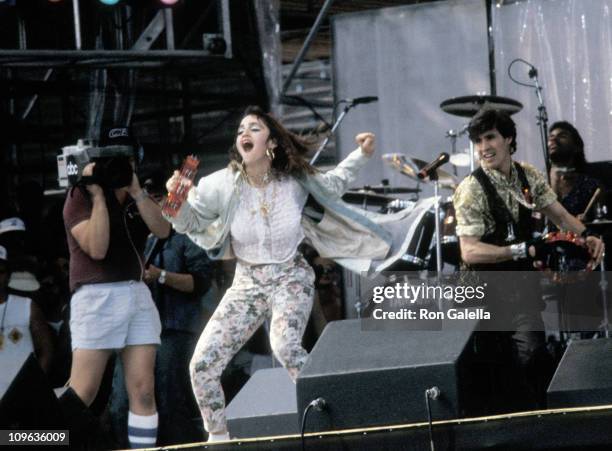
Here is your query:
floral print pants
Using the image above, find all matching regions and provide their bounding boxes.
[189,253,315,433]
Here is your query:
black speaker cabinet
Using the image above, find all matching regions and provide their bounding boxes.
[548,338,612,408]
[296,319,478,432]
[226,368,298,438]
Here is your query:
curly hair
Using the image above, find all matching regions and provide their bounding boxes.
[549,121,587,171]
[229,106,318,177]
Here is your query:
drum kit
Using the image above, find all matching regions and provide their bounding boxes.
[340,94,612,336]
[342,94,608,275]
[342,94,526,272]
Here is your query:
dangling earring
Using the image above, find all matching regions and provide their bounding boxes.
[266,147,275,161]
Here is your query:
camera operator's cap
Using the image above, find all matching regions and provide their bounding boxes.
[100,126,136,147]
[100,125,143,163]
[8,271,40,292]
[0,217,26,235]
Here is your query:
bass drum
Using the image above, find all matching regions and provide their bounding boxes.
[387,203,435,271]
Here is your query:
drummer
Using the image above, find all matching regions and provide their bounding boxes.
[548,120,601,220]
[452,108,604,409]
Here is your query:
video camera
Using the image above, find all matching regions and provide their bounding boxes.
[56,127,139,189]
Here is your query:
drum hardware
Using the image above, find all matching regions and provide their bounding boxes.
[439,94,523,118]
[583,220,612,338]
[584,220,612,230]
[342,190,394,209]
[449,152,471,168]
[363,185,421,195]
[386,199,416,214]
[445,125,468,175]
[382,153,459,190]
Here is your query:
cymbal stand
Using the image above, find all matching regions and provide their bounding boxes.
[431,174,444,311]
[446,129,459,177]
[432,174,443,276]
[469,141,475,173]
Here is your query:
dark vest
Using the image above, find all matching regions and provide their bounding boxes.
[466,162,535,271]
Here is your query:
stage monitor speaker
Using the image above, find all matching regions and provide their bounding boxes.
[0,353,62,429]
[226,368,298,438]
[547,338,612,408]
[296,319,478,432]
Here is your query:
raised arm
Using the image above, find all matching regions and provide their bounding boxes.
[126,172,170,239]
[315,132,375,196]
[69,163,111,260]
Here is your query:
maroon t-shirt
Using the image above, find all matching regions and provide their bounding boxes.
[63,187,150,293]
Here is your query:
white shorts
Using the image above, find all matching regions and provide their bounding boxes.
[70,281,161,350]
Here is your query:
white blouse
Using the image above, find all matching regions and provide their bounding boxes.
[230,176,309,265]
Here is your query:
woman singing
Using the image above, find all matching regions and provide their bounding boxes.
[165,106,403,441]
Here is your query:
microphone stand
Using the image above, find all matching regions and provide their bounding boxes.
[431,172,444,312]
[431,173,443,273]
[310,102,353,165]
[531,70,551,183]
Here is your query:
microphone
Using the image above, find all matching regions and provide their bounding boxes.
[417,153,450,180]
[344,96,378,105]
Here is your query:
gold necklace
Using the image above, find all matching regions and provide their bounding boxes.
[249,179,276,218]
[245,169,271,187]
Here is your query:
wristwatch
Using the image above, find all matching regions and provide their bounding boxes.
[158,270,167,285]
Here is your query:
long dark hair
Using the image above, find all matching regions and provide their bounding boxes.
[229,106,318,177]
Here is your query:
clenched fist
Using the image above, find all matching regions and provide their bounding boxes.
[355,132,375,157]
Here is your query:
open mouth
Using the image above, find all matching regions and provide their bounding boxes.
[482,151,495,160]
[242,141,254,152]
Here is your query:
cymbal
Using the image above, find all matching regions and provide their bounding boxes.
[382,153,458,189]
[440,95,523,117]
[362,185,421,194]
[342,190,393,207]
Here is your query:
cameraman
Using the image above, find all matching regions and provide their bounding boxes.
[61,128,170,448]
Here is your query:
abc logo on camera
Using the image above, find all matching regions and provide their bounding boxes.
[66,155,80,185]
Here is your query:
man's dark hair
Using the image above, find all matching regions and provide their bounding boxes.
[549,120,587,170]
[468,108,517,154]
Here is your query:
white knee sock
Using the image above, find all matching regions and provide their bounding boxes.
[128,411,158,449]
[207,431,230,442]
